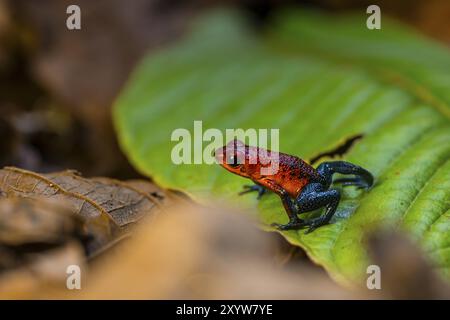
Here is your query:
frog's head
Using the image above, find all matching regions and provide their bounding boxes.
[215,139,251,178]
[215,139,280,178]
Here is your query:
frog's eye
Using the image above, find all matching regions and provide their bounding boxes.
[226,154,242,167]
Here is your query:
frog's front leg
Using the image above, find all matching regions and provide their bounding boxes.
[270,189,306,230]
[239,184,267,199]
[251,178,305,229]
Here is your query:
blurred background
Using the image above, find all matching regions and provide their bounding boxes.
[0,0,449,299]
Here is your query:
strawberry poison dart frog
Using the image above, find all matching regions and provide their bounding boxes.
[215,139,373,233]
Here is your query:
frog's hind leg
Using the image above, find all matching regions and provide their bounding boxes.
[316,161,373,189]
[294,183,341,233]
[239,184,267,199]
[272,183,340,233]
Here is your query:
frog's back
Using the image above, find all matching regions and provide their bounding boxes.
[273,153,321,197]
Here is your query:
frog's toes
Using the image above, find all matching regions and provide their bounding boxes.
[239,184,266,199]
[271,220,305,230]
[302,217,328,234]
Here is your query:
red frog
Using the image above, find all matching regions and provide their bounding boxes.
[215,139,373,233]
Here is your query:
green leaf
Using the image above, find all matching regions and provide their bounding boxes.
[114,9,450,285]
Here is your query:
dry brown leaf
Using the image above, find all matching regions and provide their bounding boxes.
[0,166,178,298]
[0,166,170,257]
[0,197,81,247]
[0,197,84,271]
[0,196,87,299]
[0,166,164,226]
